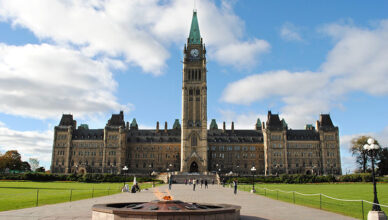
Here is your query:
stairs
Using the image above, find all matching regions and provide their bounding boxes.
[170,173,218,184]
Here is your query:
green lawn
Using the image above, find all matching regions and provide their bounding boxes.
[0,181,158,211]
[238,183,388,220]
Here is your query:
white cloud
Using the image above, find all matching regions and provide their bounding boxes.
[219,109,266,129]
[213,39,270,68]
[0,0,269,73]
[0,43,129,119]
[222,20,388,128]
[0,122,53,169]
[280,22,303,42]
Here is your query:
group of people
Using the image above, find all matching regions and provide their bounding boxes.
[184,178,211,191]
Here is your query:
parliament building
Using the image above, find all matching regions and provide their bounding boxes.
[51,11,341,176]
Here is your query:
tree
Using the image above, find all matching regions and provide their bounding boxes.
[0,150,23,171]
[21,161,31,172]
[377,147,388,176]
[350,136,371,173]
[35,167,45,172]
[29,158,40,171]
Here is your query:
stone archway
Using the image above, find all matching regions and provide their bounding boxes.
[190,161,199,173]
[78,168,86,174]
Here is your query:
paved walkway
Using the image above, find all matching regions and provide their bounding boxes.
[0,184,356,220]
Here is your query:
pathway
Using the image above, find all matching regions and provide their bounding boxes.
[0,184,356,220]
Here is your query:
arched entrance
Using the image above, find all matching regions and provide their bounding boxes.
[190,162,198,173]
[305,170,312,175]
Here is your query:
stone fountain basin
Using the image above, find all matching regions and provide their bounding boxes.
[92,200,241,220]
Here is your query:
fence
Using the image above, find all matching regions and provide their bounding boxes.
[0,187,122,211]
[239,184,388,220]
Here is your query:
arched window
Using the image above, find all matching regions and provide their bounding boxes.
[191,135,197,146]
[199,70,201,80]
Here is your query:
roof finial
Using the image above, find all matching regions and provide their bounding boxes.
[194,0,197,12]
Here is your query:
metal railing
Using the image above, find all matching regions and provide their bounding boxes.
[239,184,388,220]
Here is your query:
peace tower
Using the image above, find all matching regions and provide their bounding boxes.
[180,11,208,172]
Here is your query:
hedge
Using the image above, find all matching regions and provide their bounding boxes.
[223,173,387,184]
[0,172,163,183]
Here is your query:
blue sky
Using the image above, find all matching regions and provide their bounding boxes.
[0,0,387,173]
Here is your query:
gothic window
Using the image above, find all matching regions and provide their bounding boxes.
[196,89,200,95]
[198,70,201,80]
[189,89,193,95]
[191,135,197,146]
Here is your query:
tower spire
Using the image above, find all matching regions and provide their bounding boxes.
[188,10,201,45]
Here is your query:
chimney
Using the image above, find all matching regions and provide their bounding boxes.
[164,121,168,132]
[156,121,159,132]
[231,122,234,132]
[223,122,226,132]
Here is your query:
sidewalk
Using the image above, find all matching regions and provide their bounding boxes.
[0,184,356,220]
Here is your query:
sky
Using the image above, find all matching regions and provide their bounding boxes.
[0,0,387,173]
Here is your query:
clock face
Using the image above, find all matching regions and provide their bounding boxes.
[190,49,199,57]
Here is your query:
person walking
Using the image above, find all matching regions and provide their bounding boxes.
[200,179,203,188]
[193,178,196,191]
[204,179,208,189]
[168,176,172,190]
[233,179,238,195]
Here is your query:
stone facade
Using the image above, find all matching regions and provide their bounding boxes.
[51,11,341,176]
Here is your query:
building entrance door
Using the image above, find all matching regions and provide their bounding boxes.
[190,162,198,173]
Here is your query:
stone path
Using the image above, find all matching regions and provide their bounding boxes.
[0,184,356,220]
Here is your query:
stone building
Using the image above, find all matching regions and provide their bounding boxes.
[51,11,341,176]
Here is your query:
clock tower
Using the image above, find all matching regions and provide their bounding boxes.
[181,10,208,173]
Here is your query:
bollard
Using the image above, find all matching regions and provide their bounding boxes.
[320,193,322,210]
[293,192,295,204]
[36,189,39,207]
[69,189,73,202]
[361,200,364,220]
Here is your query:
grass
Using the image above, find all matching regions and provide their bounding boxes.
[0,181,158,211]
[238,183,388,220]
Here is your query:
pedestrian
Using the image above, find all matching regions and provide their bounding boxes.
[185,179,187,185]
[200,179,203,188]
[205,179,208,189]
[193,179,196,191]
[233,179,238,195]
[168,176,172,190]
[212,180,214,185]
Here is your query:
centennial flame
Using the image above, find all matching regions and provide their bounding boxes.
[153,188,174,200]
[163,196,173,201]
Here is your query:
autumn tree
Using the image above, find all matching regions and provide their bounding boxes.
[0,150,23,171]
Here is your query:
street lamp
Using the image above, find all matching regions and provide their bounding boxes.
[363,138,386,219]
[250,166,256,193]
[122,166,128,187]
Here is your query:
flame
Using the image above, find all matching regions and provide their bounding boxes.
[163,196,173,201]
[153,188,174,200]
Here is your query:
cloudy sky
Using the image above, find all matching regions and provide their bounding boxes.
[0,0,387,172]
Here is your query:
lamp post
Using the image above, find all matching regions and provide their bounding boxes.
[236,165,240,177]
[122,166,128,187]
[363,138,386,219]
[250,166,256,193]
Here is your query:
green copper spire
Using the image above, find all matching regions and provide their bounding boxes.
[210,119,218,130]
[188,11,201,44]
